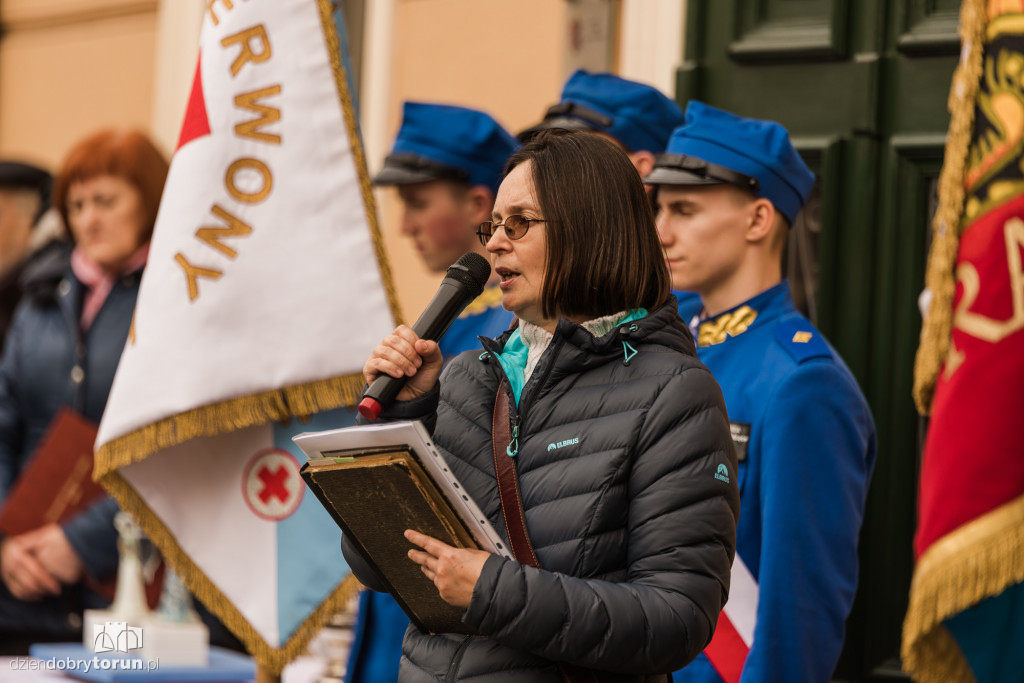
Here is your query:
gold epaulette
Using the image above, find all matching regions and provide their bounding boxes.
[697,306,758,347]
[460,285,503,318]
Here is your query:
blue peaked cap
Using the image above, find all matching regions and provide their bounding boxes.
[376,102,519,194]
[649,101,815,223]
[518,70,684,154]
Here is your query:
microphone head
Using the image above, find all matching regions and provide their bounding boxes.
[444,252,491,297]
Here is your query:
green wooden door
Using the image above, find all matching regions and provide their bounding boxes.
[676,1,960,679]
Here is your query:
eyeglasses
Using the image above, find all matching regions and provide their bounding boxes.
[476,215,547,246]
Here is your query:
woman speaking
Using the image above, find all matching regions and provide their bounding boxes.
[344,129,740,682]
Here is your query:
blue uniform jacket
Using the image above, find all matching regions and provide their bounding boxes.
[672,281,876,683]
[0,243,140,636]
[346,283,513,683]
[437,283,514,360]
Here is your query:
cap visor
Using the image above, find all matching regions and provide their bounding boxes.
[644,167,727,186]
[372,163,439,186]
[517,116,595,142]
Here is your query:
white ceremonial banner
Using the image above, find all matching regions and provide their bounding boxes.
[94,0,400,673]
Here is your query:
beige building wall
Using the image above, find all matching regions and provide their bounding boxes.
[0,0,163,168]
[0,0,683,321]
[376,0,591,317]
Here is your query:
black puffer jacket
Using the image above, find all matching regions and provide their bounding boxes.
[343,300,739,682]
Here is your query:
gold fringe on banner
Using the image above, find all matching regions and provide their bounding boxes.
[94,371,367,673]
[316,0,404,328]
[94,373,366,478]
[99,471,362,675]
[912,0,988,415]
[902,492,1024,682]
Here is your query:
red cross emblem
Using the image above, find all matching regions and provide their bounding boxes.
[242,449,304,521]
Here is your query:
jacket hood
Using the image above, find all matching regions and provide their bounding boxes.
[480,296,696,388]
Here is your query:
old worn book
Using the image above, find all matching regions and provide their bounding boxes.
[294,420,510,635]
[0,407,101,535]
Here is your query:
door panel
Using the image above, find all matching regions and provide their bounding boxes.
[730,0,850,59]
[895,0,961,55]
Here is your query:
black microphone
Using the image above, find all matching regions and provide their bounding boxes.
[358,252,492,420]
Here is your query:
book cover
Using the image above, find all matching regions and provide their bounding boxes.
[295,421,510,635]
[0,408,165,605]
[0,407,101,535]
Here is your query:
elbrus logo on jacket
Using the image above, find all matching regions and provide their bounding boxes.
[547,437,579,452]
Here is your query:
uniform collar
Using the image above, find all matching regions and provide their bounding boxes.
[692,280,793,347]
[459,282,503,318]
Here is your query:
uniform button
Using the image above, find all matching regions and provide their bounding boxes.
[71,366,85,384]
[67,612,82,629]
[58,279,71,296]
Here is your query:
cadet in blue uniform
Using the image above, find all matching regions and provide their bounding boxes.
[646,102,876,682]
[373,102,519,359]
[347,103,518,683]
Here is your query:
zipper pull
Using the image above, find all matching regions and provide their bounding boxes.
[506,416,521,458]
[622,340,637,365]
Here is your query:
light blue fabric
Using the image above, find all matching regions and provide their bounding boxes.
[946,581,1024,683]
[494,328,528,405]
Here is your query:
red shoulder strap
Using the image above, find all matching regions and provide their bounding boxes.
[491,382,598,683]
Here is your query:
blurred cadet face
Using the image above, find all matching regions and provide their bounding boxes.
[0,188,38,273]
[654,184,752,295]
[66,174,146,272]
[486,161,549,328]
[397,181,479,273]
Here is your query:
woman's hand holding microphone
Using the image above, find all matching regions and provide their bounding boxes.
[362,324,445,402]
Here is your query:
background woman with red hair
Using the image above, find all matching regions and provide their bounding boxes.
[0,129,168,650]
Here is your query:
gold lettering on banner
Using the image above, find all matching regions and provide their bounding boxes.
[175,253,224,302]
[221,24,272,77]
[235,85,283,144]
[953,217,1024,346]
[196,205,254,259]
[206,0,234,26]
[943,341,966,381]
[226,158,272,204]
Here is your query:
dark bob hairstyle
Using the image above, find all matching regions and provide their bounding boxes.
[504,129,670,321]
[53,129,170,243]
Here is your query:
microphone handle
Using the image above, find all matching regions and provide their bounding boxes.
[359,281,477,419]
[409,280,473,340]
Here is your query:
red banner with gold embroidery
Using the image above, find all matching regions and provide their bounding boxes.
[904,1,1024,681]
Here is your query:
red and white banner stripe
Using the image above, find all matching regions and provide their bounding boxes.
[704,553,758,683]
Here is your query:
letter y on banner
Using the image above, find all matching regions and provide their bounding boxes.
[94,0,401,673]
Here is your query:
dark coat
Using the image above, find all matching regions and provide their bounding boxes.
[0,239,68,355]
[0,243,141,637]
[343,300,740,682]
